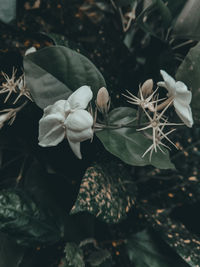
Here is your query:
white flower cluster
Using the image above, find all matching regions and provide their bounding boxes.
[38,86,94,159]
[123,70,194,160]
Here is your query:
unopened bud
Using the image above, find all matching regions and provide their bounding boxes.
[141,79,153,98]
[96,87,110,113]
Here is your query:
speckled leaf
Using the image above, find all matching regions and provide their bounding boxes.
[24,46,106,109]
[64,243,85,267]
[71,164,136,224]
[139,204,200,267]
[176,42,200,123]
[126,229,188,267]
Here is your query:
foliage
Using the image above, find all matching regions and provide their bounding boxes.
[71,163,136,223]
[24,46,106,109]
[0,189,63,246]
[0,0,200,267]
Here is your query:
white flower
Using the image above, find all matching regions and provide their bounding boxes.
[25,46,37,56]
[38,86,93,159]
[157,70,193,127]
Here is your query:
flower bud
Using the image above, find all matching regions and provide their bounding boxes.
[96,87,110,113]
[141,79,153,98]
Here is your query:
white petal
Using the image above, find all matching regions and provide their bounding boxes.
[160,70,176,96]
[25,47,37,56]
[175,90,192,106]
[43,100,70,119]
[175,81,192,105]
[67,128,93,142]
[68,86,93,110]
[174,99,193,127]
[65,110,93,131]
[38,114,65,146]
[157,81,167,89]
[68,140,82,159]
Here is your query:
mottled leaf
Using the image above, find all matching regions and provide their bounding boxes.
[71,164,136,224]
[126,229,188,267]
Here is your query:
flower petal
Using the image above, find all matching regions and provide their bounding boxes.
[159,70,176,96]
[174,99,193,127]
[67,128,93,142]
[65,110,93,131]
[67,86,93,110]
[67,139,82,159]
[43,100,70,119]
[175,81,192,105]
[38,114,65,146]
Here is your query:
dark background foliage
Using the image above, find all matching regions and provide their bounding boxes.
[0,0,200,266]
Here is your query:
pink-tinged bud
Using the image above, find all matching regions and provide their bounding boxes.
[96,87,110,113]
[141,79,153,98]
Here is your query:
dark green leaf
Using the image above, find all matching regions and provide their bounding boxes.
[165,0,187,18]
[96,108,174,169]
[116,0,136,7]
[64,243,85,267]
[176,42,200,123]
[0,189,63,246]
[24,46,106,109]
[71,164,136,224]
[126,229,188,267]
[173,0,200,40]
[0,233,25,267]
[0,0,16,24]
[88,249,111,266]
[107,107,137,125]
[136,0,172,37]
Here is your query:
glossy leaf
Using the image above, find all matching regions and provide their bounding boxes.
[0,189,63,246]
[172,0,200,40]
[176,42,200,123]
[71,164,136,224]
[24,46,106,109]
[96,108,174,169]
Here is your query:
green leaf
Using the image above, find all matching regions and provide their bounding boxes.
[136,0,172,37]
[172,0,200,40]
[107,107,137,125]
[176,42,200,123]
[88,249,111,266]
[0,0,16,24]
[96,108,174,169]
[126,229,188,267]
[71,164,136,224]
[64,243,85,267]
[0,189,62,246]
[0,233,25,267]
[24,46,106,109]
[116,0,136,7]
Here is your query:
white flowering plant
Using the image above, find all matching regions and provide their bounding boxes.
[1,1,200,265]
